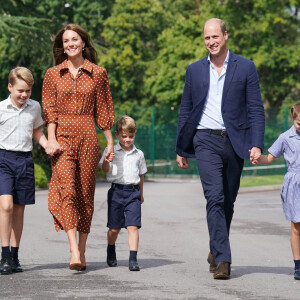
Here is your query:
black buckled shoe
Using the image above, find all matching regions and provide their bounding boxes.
[107,251,117,267]
[129,260,140,271]
[0,257,12,275]
[11,258,23,273]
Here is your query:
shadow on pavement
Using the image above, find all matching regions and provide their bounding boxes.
[23,258,183,274]
[231,265,292,278]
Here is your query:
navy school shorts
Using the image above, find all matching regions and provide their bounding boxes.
[107,183,141,229]
[0,149,35,205]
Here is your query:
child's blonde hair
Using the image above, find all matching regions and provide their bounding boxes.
[9,67,34,87]
[291,102,300,120]
[115,115,136,134]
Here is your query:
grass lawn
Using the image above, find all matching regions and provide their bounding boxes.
[240,175,284,187]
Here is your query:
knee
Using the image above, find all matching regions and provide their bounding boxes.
[0,202,13,214]
[63,187,76,200]
[292,223,300,236]
[206,198,225,214]
[127,226,138,233]
[109,228,121,235]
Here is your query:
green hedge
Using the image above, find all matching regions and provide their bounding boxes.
[34,164,48,188]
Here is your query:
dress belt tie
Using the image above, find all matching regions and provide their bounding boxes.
[288,167,300,174]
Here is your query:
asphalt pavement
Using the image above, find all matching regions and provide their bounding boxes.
[1,180,300,300]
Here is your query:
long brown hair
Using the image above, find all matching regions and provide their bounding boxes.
[53,24,97,65]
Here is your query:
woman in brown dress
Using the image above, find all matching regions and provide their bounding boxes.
[43,24,114,270]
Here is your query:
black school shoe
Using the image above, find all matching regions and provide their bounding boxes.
[129,260,140,271]
[294,269,300,280]
[107,249,117,267]
[11,257,23,272]
[0,257,12,275]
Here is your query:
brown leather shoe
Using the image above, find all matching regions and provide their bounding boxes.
[213,262,230,279]
[207,252,217,273]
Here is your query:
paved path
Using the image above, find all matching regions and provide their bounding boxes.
[1,181,300,299]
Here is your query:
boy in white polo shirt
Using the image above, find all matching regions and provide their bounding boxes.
[0,67,48,275]
[100,115,147,271]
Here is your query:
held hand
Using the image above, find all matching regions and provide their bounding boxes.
[45,140,61,156]
[249,151,260,165]
[176,155,188,169]
[249,147,261,165]
[105,151,115,162]
[106,144,114,160]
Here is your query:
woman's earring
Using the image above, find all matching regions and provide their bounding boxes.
[82,47,85,51]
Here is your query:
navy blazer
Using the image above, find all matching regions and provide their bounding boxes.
[176,51,265,159]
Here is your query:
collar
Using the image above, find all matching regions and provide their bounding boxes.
[207,49,230,65]
[6,95,32,109]
[58,59,93,74]
[289,125,300,139]
[115,142,137,153]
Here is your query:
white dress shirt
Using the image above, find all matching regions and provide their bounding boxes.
[0,96,43,151]
[99,142,147,185]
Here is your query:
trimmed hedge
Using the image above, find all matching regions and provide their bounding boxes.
[34,164,48,188]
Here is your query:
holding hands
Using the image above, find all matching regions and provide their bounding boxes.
[45,139,61,156]
[45,123,61,156]
[101,144,115,173]
[104,150,115,162]
[249,147,262,165]
[105,143,115,162]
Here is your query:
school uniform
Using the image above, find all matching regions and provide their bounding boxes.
[268,125,300,222]
[0,96,43,205]
[99,142,147,228]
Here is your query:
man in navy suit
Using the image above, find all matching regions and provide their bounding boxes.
[176,18,265,279]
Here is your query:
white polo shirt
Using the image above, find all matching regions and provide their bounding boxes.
[99,142,147,185]
[0,96,43,151]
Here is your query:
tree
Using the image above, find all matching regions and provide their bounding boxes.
[144,13,204,107]
[210,0,300,108]
[0,0,114,100]
[0,0,51,99]
[145,0,300,107]
[100,0,174,108]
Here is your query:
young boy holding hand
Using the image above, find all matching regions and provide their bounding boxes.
[0,67,48,274]
[100,115,147,271]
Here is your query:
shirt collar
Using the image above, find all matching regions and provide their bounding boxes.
[115,142,137,153]
[289,125,300,139]
[207,49,230,65]
[59,59,93,74]
[7,95,31,109]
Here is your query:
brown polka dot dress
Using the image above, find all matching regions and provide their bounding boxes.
[42,59,114,234]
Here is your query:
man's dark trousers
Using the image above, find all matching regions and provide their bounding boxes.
[193,130,244,264]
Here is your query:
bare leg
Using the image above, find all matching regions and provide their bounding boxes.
[107,228,121,245]
[291,222,300,260]
[0,195,14,247]
[66,228,81,267]
[11,204,25,247]
[78,232,88,267]
[127,226,139,251]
